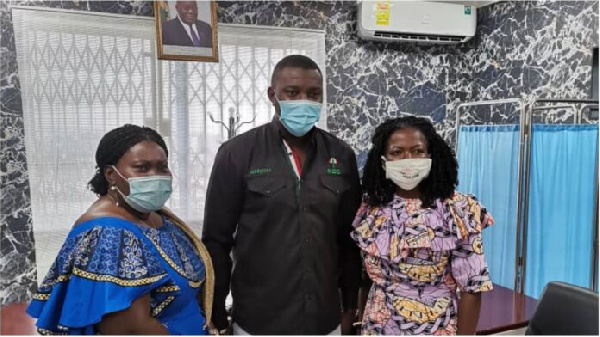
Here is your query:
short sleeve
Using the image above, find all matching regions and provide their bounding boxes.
[27,221,175,334]
[350,202,383,249]
[448,194,494,294]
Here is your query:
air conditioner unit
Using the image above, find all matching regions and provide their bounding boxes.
[357,1,477,44]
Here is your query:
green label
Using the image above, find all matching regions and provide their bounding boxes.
[464,5,472,15]
[327,167,341,176]
[248,168,272,175]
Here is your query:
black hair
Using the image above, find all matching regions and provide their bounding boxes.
[271,54,322,85]
[362,116,458,207]
[88,124,168,196]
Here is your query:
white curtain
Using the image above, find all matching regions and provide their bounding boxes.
[12,6,326,283]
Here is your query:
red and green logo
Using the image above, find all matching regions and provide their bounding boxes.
[327,157,341,176]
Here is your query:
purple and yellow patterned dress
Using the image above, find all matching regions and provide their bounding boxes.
[351,193,493,335]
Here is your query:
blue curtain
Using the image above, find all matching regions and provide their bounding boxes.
[524,124,599,298]
[457,125,520,289]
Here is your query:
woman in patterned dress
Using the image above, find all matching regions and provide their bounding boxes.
[27,124,216,335]
[352,117,493,335]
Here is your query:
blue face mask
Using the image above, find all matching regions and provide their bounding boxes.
[276,97,322,137]
[113,166,173,213]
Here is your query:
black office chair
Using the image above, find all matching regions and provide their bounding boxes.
[525,281,599,335]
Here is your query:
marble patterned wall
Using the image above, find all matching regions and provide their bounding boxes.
[1,0,35,306]
[472,0,599,124]
[1,0,598,305]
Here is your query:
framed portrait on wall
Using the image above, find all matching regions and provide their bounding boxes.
[155,1,218,62]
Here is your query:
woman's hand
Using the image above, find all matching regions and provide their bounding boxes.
[341,309,357,335]
[456,292,482,335]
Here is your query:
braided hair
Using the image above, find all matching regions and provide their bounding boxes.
[88,124,168,196]
[362,116,458,208]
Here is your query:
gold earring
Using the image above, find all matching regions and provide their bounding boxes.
[110,185,119,206]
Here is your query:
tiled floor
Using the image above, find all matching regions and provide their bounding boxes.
[1,303,36,335]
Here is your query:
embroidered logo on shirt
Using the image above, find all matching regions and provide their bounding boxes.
[248,168,272,175]
[327,157,341,176]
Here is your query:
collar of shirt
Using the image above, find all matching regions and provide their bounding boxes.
[282,139,301,179]
[177,16,200,43]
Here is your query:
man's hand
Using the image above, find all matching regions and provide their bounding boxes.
[220,326,233,335]
[209,325,232,335]
[341,309,357,335]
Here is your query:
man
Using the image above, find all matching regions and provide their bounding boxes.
[161,1,213,48]
[202,55,362,335]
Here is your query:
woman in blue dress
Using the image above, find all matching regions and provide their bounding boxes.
[27,124,216,335]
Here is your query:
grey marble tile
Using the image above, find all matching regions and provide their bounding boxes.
[1,5,21,118]
[217,1,294,26]
[1,6,35,306]
[131,0,154,17]
[1,115,36,306]
[87,0,134,15]
[473,0,598,109]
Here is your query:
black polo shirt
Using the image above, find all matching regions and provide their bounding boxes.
[202,119,362,334]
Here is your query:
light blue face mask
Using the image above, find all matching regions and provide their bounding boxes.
[276,97,323,137]
[113,166,173,213]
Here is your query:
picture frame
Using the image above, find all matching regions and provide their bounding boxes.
[154,1,219,62]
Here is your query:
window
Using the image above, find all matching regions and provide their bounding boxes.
[12,6,326,282]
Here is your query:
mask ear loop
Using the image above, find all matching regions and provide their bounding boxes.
[110,165,130,206]
[274,95,283,122]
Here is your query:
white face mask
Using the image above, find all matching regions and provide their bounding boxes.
[382,157,432,190]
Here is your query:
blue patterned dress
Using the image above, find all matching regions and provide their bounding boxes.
[27,213,214,335]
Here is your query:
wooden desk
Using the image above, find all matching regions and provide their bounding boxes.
[477,284,539,335]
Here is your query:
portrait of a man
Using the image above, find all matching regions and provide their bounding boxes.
[155,0,218,62]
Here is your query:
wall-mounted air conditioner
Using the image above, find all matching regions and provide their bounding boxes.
[357,1,477,44]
